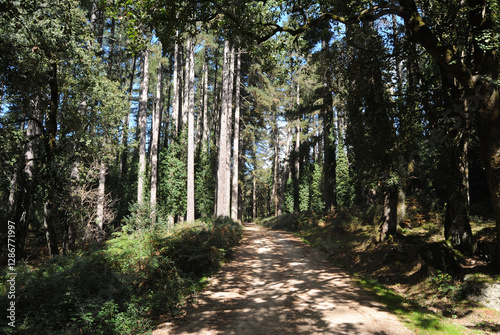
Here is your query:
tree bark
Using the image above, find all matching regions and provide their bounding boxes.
[96,161,106,231]
[151,60,163,219]
[44,62,60,257]
[172,34,180,137]
[216,40,231,217]
[321,39,336,213]
[137,49,149,206]
[117,56,136,195]
[278,124,292,216]
[294,82,301,213]
[231,49,241,221]
[187,37,196,222]
[399,0,500,269]
[202,53,209,150]
[441,68,473,254]
[226,45,234,213]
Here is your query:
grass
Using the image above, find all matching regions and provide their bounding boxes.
[356,277,469,334]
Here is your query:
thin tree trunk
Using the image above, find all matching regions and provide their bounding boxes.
[231,49,241,221]
[8,169,17,213]
[96,161,106,231]
[226,45,234,213]
[187,37,196,222]
[150,60,163,219]
[379,183,398,242]
[137,49,149,205]
[278,124,292,216]
[322,39,336,212]
[44,62,60,257]
[118,56,136,193]
[216,40,231,217]
[252,171,257,221]
[294,82,301,213]
[172,33,180,136]
[202,53,209,150]
[272,111,279,216]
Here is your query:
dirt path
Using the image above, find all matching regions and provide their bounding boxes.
[153,222,413,334]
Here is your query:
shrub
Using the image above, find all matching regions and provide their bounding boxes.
[0,216,243,334]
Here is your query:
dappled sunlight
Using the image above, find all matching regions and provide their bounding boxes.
[154,223,412,334]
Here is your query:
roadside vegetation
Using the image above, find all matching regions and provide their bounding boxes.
[257,207,500,335]
[0,215,243,335]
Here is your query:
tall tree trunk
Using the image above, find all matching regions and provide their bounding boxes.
[399,0,500,271]
[172,33,180,136]
[187,37,196,222]
[321,39,336,212]
[202,53,209,150]
[252,170,257,221]
[151,60,163,220]
[96,161,106,232]
[231,49,241,221]
[225,45,234,213]
[8,169,17,213]
[272,110,280,216]
[13,104,40,260]
[118,56,136,191]
[278,124,292,216]
[44,62,60,257]
[137,49,149,205]
[293,82,301,213]
[379,182,399,241]
[441,69,473,254]
[216,40,231,217]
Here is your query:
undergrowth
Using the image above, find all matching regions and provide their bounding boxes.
[256,210,498,334]
[0,214,243,335]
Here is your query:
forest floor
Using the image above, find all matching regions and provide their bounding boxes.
[296,213,500,335]
[153,222,414,334]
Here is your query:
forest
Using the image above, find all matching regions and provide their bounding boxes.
[1,0,500,334]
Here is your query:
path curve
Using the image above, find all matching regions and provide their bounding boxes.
[153,222,413,334]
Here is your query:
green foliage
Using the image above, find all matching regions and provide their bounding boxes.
[0,253,152,335]
[166,217,243,277]
[159,132,187,218]
[258,213,306,232]
[0,215,243,334]
[284,177,295,214]
[195,143,216,218]
[310,161,324,213]
[336,135,354,209]
[430,271,460,300]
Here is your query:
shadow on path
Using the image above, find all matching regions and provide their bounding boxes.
[153,223,413,335]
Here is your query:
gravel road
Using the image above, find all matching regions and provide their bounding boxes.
[153,222,413,334]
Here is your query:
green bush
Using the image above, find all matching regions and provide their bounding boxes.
[166,217,243,277]
[0,253,152,335]
[0,215,243,334]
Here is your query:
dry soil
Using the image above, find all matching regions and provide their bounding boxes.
[153,222,414,335]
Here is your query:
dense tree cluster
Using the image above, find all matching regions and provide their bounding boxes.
[1,0,499,273]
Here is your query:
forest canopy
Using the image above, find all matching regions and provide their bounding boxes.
[1,0,499,272]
